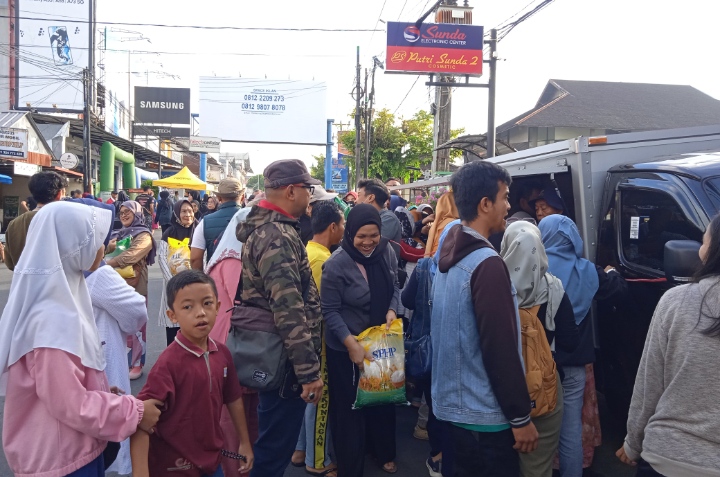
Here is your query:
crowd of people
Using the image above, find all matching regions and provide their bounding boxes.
[0,159,719,477]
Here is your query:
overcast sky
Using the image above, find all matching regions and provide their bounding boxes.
[97,0,720,177]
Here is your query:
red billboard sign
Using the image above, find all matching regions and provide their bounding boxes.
[386,22,484,76]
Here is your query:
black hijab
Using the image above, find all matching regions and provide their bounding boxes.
[342,204,393,326]
[162,199,198,243]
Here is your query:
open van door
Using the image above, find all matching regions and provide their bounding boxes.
[596,173,705,421]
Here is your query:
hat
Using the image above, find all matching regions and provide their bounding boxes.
[530,187,566,212]
[218,178,244,196]
[264,159,321,188]
[310,185,337,204]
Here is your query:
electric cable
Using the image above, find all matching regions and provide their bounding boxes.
[4,15,382,32]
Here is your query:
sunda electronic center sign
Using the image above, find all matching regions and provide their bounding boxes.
[134,87,191,125]
[386,22,484,76]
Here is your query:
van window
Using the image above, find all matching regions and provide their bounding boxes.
[703,177,720,211]
[620,189,703,272]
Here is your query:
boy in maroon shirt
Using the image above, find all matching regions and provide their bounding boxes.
[131,270,254,477]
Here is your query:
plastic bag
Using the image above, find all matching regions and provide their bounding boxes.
[105,236,135,278]
[167,237,192,275]
[105,236,132,259]
[353,318,407,409]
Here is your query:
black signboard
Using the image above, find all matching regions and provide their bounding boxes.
[132,125,191,138]
[134,87,191,124]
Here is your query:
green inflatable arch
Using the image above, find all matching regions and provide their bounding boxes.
[99,142,136,193]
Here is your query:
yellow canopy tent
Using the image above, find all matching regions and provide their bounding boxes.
[152,166,209,190]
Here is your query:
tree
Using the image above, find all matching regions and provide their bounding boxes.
[339,108,465,184]
[247,174,265,191]
[309,154,325,184]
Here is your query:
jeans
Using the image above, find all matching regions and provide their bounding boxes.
[636,459,666,477]
[296,403,334,469]
[66,454,104,477]
[450,425,519,477]
[558,365,586,477]
[249,390,306,477]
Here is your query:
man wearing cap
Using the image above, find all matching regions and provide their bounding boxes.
[233,159,324,477]
[531,187,566,222]
[297,186,337,245]
[190,177,244,269]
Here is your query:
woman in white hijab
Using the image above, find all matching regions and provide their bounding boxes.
[0,201,162,477]
[500,220,579,477]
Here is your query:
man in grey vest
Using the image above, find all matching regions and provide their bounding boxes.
[190,177,244,269]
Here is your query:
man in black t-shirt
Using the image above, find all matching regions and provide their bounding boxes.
[135,186,155,228]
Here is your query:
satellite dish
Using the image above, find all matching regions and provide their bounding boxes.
[59,152,79,169]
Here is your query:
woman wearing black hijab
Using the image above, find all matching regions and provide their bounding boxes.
[321,204,401,476]
[157,199,198,345]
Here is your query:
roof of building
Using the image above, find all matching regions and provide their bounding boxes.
[0,111,55,159]
[32,113,181,168]
[497,79,720,134]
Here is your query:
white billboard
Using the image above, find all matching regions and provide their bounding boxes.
[0,127,28,159]
[189,136,221,154]
[16,0,90,112]
[199,78,328,145]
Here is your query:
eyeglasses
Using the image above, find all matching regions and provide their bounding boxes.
[290,184,314,194]
[119,210,134,217]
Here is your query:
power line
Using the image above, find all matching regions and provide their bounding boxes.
[4,15,382,32]
[397,0,409,21]
[3,43,348,58]
[393,76,421,115]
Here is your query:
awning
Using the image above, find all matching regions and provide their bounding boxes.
[153,166,208,190]
[0,174,12,184]
[43,166,83,178]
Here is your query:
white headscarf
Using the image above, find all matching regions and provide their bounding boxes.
[500,221,566,348]
[0,201,112,393]
[205,207,252,274]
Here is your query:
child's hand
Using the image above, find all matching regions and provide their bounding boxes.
[139,399,163,433]
[238,442,254,474]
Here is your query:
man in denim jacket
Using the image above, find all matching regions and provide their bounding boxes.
[431,161,538,476]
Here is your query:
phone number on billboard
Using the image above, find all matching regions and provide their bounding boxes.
[241,103,286,111]
[243,95,285,102]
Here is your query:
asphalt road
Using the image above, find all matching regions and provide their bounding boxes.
[0,240,635,477]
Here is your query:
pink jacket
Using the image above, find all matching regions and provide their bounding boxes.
[3,348,144,477]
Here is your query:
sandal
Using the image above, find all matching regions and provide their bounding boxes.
[381,462,398,474]
[305,466,338,477]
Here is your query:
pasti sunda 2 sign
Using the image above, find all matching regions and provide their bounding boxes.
[386,22,484,76]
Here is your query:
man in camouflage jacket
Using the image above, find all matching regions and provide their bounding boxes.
[234,159,323,477]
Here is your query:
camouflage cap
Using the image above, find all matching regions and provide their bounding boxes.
[264,159,321,188]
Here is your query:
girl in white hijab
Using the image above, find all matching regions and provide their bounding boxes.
[0,201,161,477]
[500,220,579,477]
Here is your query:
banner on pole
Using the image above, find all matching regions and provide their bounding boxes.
[332,154,348,194]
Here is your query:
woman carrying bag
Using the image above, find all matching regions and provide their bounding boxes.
[106,200,156,381]
[156,199,197,346]
[321,204,401,476]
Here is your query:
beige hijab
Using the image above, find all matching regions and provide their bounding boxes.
[500,221,566,348]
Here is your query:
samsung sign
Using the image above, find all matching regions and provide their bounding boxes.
[134,87,191,124]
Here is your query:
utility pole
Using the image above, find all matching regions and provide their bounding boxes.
[430,0,473,176]
[486,28,498,158]
[366,57,383,181]
[363,68,369,179]
[89,0,96,188]
[82,68,91,192]
[354,46,362,185]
